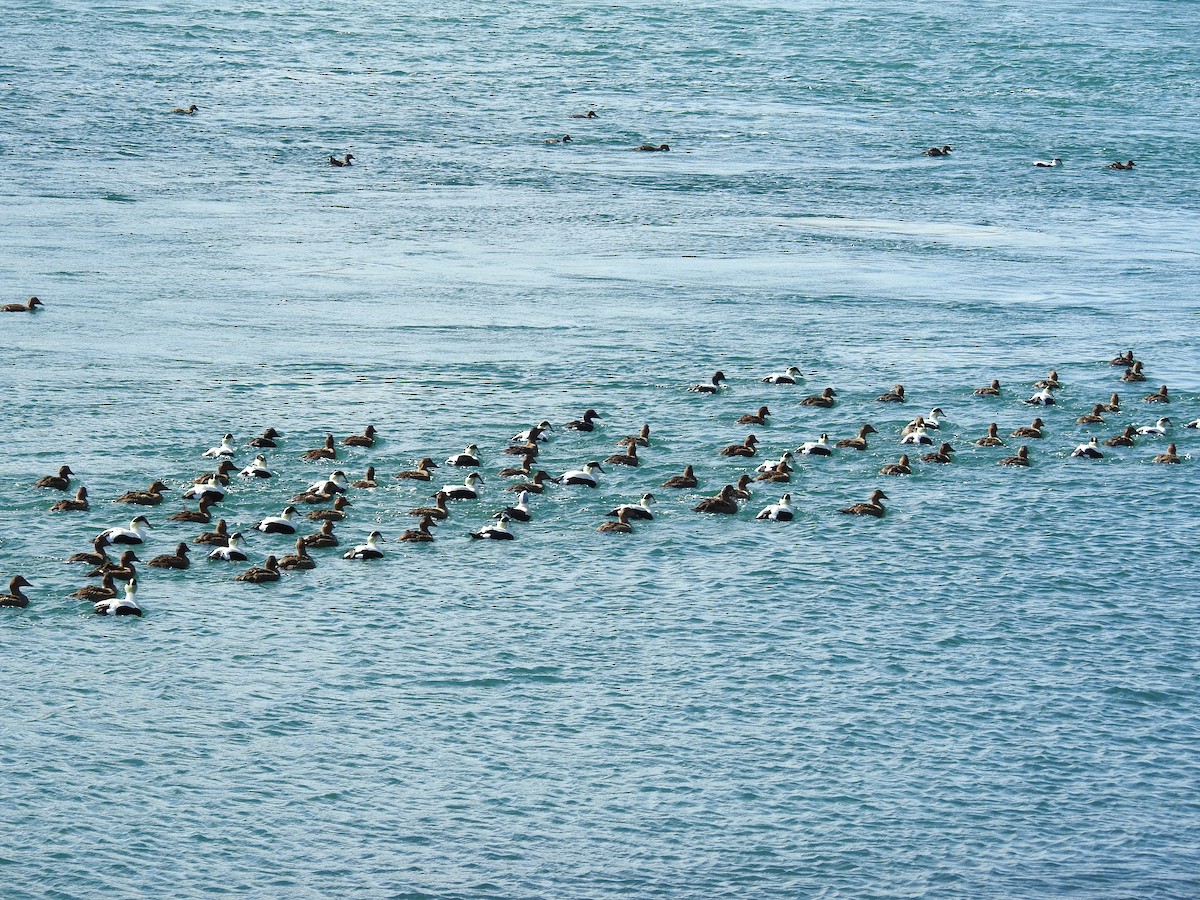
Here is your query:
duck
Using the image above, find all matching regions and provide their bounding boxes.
[257,506,299,534]
[1101,393,1122,412]
[1121,362,1147,382]
[1033,157,1063,168]
[662,465,698,489]
[94,579,141,616]
[237,556,281,583]
[755,461,793,483]
[607,493,655,521]
[557,462,604,487]
[1076,404,1107,425]
[238,455,272,478]
[900,416,927,438]
[408,492,451,520]
[567,409,603,430]
[973,380,1002,396]
[351,467,377,488]
[1025,387,1057,406]
[1105,427,1138,447]
[50,486,90,512]
[115,480,170,506]
[329,153,355,167]
[193,518,231,545]
[570,110,598,119]
[1108,160,1135,170]
[923,144,953,157]
[544,135,572,144]
[974,424,1005,447]
[441,472,485,499]
[100,516,150,545]
[1187,419,1200,430]
[342,426,377,447]
[605,440,640,466]
[503,441,540,459]
[147,543,190,569]
[1033,370,1062,390]
[840,490,888,518]
[399,515,437,543]
[876,384,906,403]
[1071,438,1104,459]
[737,406,771,426]
[513,421,553,443]
[172,104,199,114]
[193,460,238,485]
[209,533,248,561]
[1137,417,1171,436]
[302,434,337,461]
[800,387,837,408]
[597,509,634,534]
[798,434,832,456]
[91,550,138,582]
[1110,351,1136,367]
[755,493,794,521]
[249,427,282,448]
[636,143,670,152]
[1143,385,1170,403]
[507,471,552,493]
[756,451,794,474]
[1,296,43,313]
[182,475,226,503]
[396,458,440,480]
[305,470,349,496]
[900,426,933,446]
[498,456,535,479]
[70,573,117,602]
[302,520,339,548]
[278,538,317,569]
[307,496,352,521]
[719,435,758,457]
[471,516,515,540]
[879,454,912,476]
[836,424,878,450]
[999,446,1031,467]
[693,485,739,515]
[921,442,955,464]
[761,366,804,385]
[1011,418,1045,439]
[496,491,533,522]
[0,575,32,608]
[203,433,237,458]
[66,537,111,566]
[921,408,947,429]
[732,474,754,499]
[621,424,652,447]
[1153,443,1181,464]
[688,372,726,395]
[35,465,74,490]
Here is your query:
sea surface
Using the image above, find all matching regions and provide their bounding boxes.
[2,1,1199,897]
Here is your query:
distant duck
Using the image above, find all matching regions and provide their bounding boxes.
[999,446,1031,467]
[351,467,377,488]
[92,550,138,582]
[719,435,758,457]
[975,424,1005,447]
[307,495,353,521]
[513,421,553,443]
[973,379,1002,396]
[35,465,74,490]
[567,408,603,430]
[755,493,794,521]
[192,518,230,545]
[408,492,450,520]
[70,573,117,602]
[761,366,804,385]
[1137,417,1171,436]
[688,372,726,394]
[67,537,111,566]
[1143,385,1170,403]
[147,543,190,570]
[1033,157,1063,167]
[239,455,273,478]
[115,481,170,506]
[302,434,337,461]
[305,470,349,496]
[342,425,377,447]
[876,384,906,403]
[636,143,670,152]
[1,575,33,608]
[237,556,281,583]
[344,531,386,559]
[507,471,552,493]
[798,433,832,456]
[256,506,299,534]
[1012,418,1046,439]
[800,387,837,408]
[1109,351,1136,367]
[1121,362,1146,382]
[879,454,912,476]
[662,465,698,488]
[183,475,226,503]
[278,538,317,569]
[50,486,90,512]
[203,434,236,458]
[1072,438,1104,459]
[329,153,355,167]
[1076,404,1107,425]
[496,491,533,522]
[558,461,604,487]
[836,424,878,450]
[209,532,248,561]
[94,579,141,616]
[923,145,952,157]
[900,426,933,446]
[2,296,43,313]
[608,493,656,521]
[693,485,739,515]
[1025,386,1057,406]
[302,520,339,548]
[172,104,199,114]
[840,490,887,518]
[396,458,440,480]
[399,515,437,543]
[441,472,485,499]
[1153,443,1181,464]
[446,444,482,468]
[471,516,515,540]
[544,135,572,144]
[100,516,150,545]
[1101,393,1121,412]
[570,110,598,119]
[597,509,634,534]
[605,439,640,466]
[1105,427,1138,447]
[249,428,282,448]
[621,424,652,447]
[737,406,771,426]
[921,442,955,464]
[1107,160,1135,170]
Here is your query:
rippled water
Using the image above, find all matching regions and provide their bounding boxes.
[3,1,1200,896]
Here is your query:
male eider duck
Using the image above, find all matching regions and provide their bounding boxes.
[209,533,248,561]
[67,537,110,566]
[342,426,378,447]
[1186,418,1200,430]
[94,579,141,616]
[445,444,483,468]
[2,296,43,313]
[1121,362,1146,382]
[1153,443,1181,464]
[1108,160,1135,170]
[567,409,603,430]
[279,538,317,569]
[879,454,912,476]
[900,425,933,446]
[302,520,339,548]
[183,475,226,503]
[570,110,598,119]
[1071,438,1104,459]
[507,471,552,493]
[1033,157,1063,168]
[514,421,553,443]
[974,380,1002,396]
[636,143,670,152]
[798,434,832,456]
[50,486,90,512]
[409,492,450,520]
[1076,405,1107,425]
[257,506,299,534]
[302,434,337,460]
[305,470,349,496]
[1012,418,1045,439]
[836,424,878,451]
[441,472,485,499]
[923,145,952,157]
[620,424,652,447]
[0,575,33,608]
[237,556,281,583]
[544,135,572,144]
[496,491,533,522]
[329,153,355,167]
[688,372,725,395]
[471,516,515,540]
[239,455,273,478]
[1105,427,1138,447]
[399,515,437,543]
[662,465,698,489]
[999,446,1031,467]
[249,428,282,448]
[719,435,758,457]
[203,434,236,459]
[607,493,655,521]
[755,493,794,522]
[1025,386,1057,406]
[307,495,352,521]
[762,366,804,385]
[597,509,634,534]
[605,439,640,466]
[351,467,377,488]
[193,518,231,545]
[876,384,906,403]
[921,443,955,464]
[840,490,887,518]
[115,481,170,506]
[100,516,150,545]
[35,465,74,490]
[693,485,739,515]
[147,543,190,570]
[1143,385,1170,403]
[396,458,439,480]
[557,462,604,487]
[800,387,836,408]
[737,406,771,426]
[1137,417,1171,436]
[70,573,117,602]
[172,104,199,115]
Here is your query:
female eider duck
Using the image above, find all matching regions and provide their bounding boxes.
[974,380,1002,396]
[209,533,249,561]
[496,491,533,522]
[498,456,535,478]
[597,509,634,534]
[514,421,554,443]
[249,427,282,448]
[662,465,698,489]
[2,296,43,313]
[344,531,386,559]
[1105,427,1138,447]
[621,424,652,447]
[636,143,670,152]
[302,434,337,461]
[755,451,794,474]
[1143,385,1170,403]
[441,472,485,500]
[257,506,299,534]
[1121,362,1146,382]
[974,424,1005,447]
[203,433,237,459]
[840,489,888,518]
[35,465,74,490]
[307,496,352,521]
[100,515,151,545]
[800,387,837,408]
[999,446,1031,467]
[570,110,598,119]
[1011,418,1045,439]
[1153,443,1181,464]
[719,435,758,457]
[1102,393,1121,413]
[279,538,317,569]
[237,556,281,584]
[762,366,804,385]
[351,467,377,489]
[115,481,170,506]
[1,575,33,608]
[688,372,726,395]
[94,579,141,616]
[693,485,739,515]
[1071,438,1104,459]
[876,384,906,403]
[503,441,540,459]
[409,492,450,520]
[1034,157,1063,168]
[302,520,339,548]
[836,424,878,450]
[92,550,138,582]
[755,493,794,522]
[756,460,793,483]
[194,459,237,485]
[558,462,604,487]
[445,444,482,468]
[608,493,655,521]
[507,471,552,493]
[1110,351,1136,367]
[900,416,926,438]
[738,406,771,426]
[148,543,190,570]
[923,145,952,157]
[879,454,912,476]
[399,515,437,543]
[471,516,515,540]
[396,458,439,480]
[329,153,355,167]
[70,573,117,602]
[1108,160,1135,170]
[1076,405,1107,425]
[921,442,955,464]
[1137,417,1171,436]
[1034,370,1062,390]
[67,537,111,566]
[567,409,603,430]
[172,104,199,114]
[1187,418,1200,430]
[51,486,90,512]
[798,434,832,456]
[605,440,640,466]
[193,518,230,546]
[342,425,378,447]
[239,455,272,478]
[733,475,753,499]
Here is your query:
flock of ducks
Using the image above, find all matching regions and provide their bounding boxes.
[922,145,1135,170]
[2,347,1194,617]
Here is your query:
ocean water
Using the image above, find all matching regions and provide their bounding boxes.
[3,0,1200,896]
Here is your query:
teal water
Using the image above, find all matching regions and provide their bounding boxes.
[3,1,1200,896]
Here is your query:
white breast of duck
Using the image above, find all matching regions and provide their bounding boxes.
[344,531,386,559]
[442,472,484,499]
[559,461,604,486]
[95,579,141,616]
[103,516,151,544]
[203,434,236,458]
[798,434,832,456]
[208,533,248,561]
[1136,417,1171,436]
[608,493,655,520]
[446,445,482,467]
[239,455,272,478]
[1071,438,1104,459]
[257,506,299,533]
[762,366,803,385]
[756,493,794,521]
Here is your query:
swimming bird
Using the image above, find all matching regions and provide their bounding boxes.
[203,434,236,458]
[1034,370,1061,390]
[1121,362,1146,382]
[398,515,437,543]
[900,425,933,446]
[342,426,378,447]
[1108,160,1135,170]
[756,460,793,483]
[70,573,117,602]
[694,485,739,515]
[1110,351,1136,367]
[923,145,953,157]
[1034,157,1063,168]
[1105,427,1138,447]
[249,428,282,448]
[302,520,339,548]
[879,454,912,476]
[396,458,440,480]
[636,143,670,152]
[1101,393,1122,412]
[974,424,1005,447]
[836,424,878,450]
[172,104,199,114]
[798,434,832,456]
[662,465,698,489]
[901,416,927,438]
[344,531,386,559]
[409,492,450,520]
[182,475,226,503]
[94,579,141,616]
[1012,418,1045,439]
[193,460,237,485]
[67,537,111,566]
[329,153,355,167]
[91,550,138,582]
[1025,386,1057,406]
[193,518,230,545]
[620,424,652,447]
[50,486,90,512]
[307,496,352,521]
[921,442,955,464]
[1187,419,1200,430]
[800,387,837,408]
[756,451,794,474]
[732,474,754,499]
[35,465,74,490]
[278,539,317,569]
[502,441,540,460]
[302,434,337,461]
[597,509,634,534]
[471,516,515,540]
[2,296,43,313]
[257,506,300,535]
[1076,405,1107,425]
[974,380,1002,396]
[0,575,32,608]
[497,456,535,478]
[688,372,725,395]
[496,491,533,522]
[567,409,603,431]
[208,532,248,561]
[237,556,281,583]
[605,440,640,466]
[1137,417,1171,436]
[762,366,804,385]
[446,445,482,467]
[570,110,598,119]
[1143,385,1170,403]
[755,493,794,521]
[557,462,604,487]
[513,422,553,443]
[351,467,377,488]
[147,543,190,570]
[607,493,655,521]
[719,435,758,457]
[737,406,771,426]
[100,516,150,545]
[876,384,906,403]
[115,481,170,506]
[441,472,485,499]
[999,446,1031,467]
[239,455,272,478]
[1153,443,1180,464]
[1071,438,1104,459]
[507,471,552,493]
[921,408,947,429]
[840,490,888,518]
[304,470,349,496]
[545,135,572,144]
